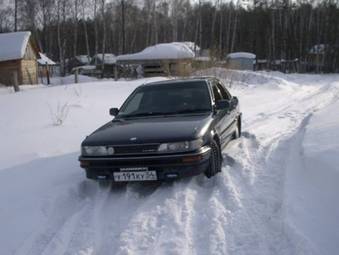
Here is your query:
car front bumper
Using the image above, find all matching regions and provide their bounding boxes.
[79,146,211,181]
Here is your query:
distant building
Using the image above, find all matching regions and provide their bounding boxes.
[304,44,327,73]
[91,53,117,78]
[37,53,58,82]
[116,42,194,78]
[0,31,39,86]
[66,55,91,73]
[226,52,256,71]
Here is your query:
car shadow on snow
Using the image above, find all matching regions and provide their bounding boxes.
[0,151,232,205]
[0,152,100,200]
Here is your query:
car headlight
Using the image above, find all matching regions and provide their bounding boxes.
[82,146,114,156]
[158,139,203,153]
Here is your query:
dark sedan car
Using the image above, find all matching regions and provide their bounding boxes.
[79,77,241,182]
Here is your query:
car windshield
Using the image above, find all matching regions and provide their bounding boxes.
[118,81,212,118]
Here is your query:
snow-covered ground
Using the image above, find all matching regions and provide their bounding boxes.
[0,71,339,255]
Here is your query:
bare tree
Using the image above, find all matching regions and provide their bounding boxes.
[9,0,339,74]
[14,0,18,31]
[94,0,98,64]
[121,0,126,54]
[73,0,79,57]
[81,0,91,58]
[57,0,67,76]
[101,0,106,77]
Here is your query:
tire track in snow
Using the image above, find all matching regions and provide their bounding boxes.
[218,82,339,254]
[14,180,98,255]
[112,180,199,255]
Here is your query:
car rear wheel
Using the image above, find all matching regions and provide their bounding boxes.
[205,140,222,178]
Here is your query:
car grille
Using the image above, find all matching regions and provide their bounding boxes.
[113,144,160,155]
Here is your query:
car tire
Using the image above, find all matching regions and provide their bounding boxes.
[233,117,242,139]
[205,140,222,178]
[98,180,111,189]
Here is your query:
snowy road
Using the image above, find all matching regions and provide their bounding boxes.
[1,72,339,255]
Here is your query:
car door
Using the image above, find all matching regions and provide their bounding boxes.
[211,80,231,145]
[213,80,239,145]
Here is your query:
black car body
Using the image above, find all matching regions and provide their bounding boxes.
[79,77,241,182]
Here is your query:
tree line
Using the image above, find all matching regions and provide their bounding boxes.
[1,0,339,73]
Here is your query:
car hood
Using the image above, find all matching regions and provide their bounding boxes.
[82,114,213,145]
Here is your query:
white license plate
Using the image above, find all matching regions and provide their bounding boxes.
[113,171,157,182]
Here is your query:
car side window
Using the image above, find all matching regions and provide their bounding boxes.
[120,92,144,114]
[216,82,232,100]
[212,84,223,101]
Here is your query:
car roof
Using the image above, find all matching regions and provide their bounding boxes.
[141,77,217,87]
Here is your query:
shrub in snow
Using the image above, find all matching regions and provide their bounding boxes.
[73,84,83,97]
[48,102,70,126]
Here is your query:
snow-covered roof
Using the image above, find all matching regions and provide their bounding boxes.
[117,42,195,62]
[309,44,326,54]
[75,55,91,64]
[227,52,256,59]
[93,53,116,64]
[0,31,32,62]
[181,41,200,54]
[37,52,56,65]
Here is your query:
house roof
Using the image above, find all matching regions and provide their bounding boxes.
[309,44,326,54]
[37,52,56,65]
[0,31,32,62]
[93,53,116,64]
[227,52,256,59]
[117,42,195,62]
[75,55,91,65]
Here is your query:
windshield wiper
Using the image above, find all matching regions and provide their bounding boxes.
[118,112,167,118]
[119,109,211,118]
[167,109,211,115]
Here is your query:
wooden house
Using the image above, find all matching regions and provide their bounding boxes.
[116,43,195,79]
[0,31,39,86]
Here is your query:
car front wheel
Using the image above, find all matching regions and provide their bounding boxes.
[205,140,222,178]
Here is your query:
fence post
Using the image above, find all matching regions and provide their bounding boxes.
[74,68,78,83]
[13,71,20,92]
[114,65,118,81]
[45,63,50,85]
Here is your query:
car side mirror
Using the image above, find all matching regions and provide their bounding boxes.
[215,99,230,110]
[231,96,239,107]
[109,108,119,116]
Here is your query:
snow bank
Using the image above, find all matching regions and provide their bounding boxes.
[49,75,98,86]
[195,67,297,88]
[117,42,195,61]
[285,98,339,255]
[0,31,31,62]
[0,77,165,170]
